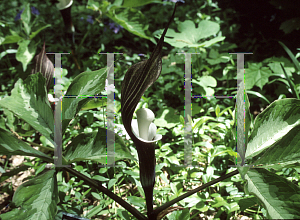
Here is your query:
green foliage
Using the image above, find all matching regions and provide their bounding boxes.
[0,0,300,219]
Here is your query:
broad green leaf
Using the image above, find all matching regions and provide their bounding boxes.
[245,62,272,90]
[81,98,106,110]
[167,208,190,220]
[279,18,300,34]
[154,107,180,129]
[246,99,300,159]
[0,128,51,161]
[234,196,258,212]
[21,3,31,36]
[106,7,152,40]
[0,73,54,146]
[198,36,226,48]
[192,75,217,96]
[251,124,300,170]
[268,62,294,77]
[156,20,224,48]
[16,39,36,72]
[64,128,135,164]
[21,3,31,26]
[0,35,23,45]
[245,168,300,219]
[0,170,58,220]
[62,67,107,134]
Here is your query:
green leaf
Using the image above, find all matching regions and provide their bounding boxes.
[30,24,52,39]
[278,41,300,72]
[108,178,118,189]
[122,0,162,7]
[81,98,106,111]
[106,7,152,40]
[62,67,107,134]
[64,128,135,164]
[0,73,54,146]
[215,105,220,117]
[192,116,215,132]
[156,20,224,48]
[207,49,230,65]
[268,61,294,77]
[170,182,178,195]
[245,62,272,90]
[198,36,226,48]
[246,99,300,159]
[154,107,180,129]
[279,18,300,34]
[0,164,31,183]
[87,0,101,11]
[245,168,300,219]
[251,124,300,170]
[0,128,52,161]
[167,208,190,220]
[192,75,217,96]
[246,90,270,104]
[234,84,251,166]
[21,3,31,36]
[0,170,58,220]
[0,35,23,45]
[16,39,36,72]
[127,196,145,208]
[234,196,258,212]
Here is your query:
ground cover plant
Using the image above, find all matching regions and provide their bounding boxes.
[0,0,300,219]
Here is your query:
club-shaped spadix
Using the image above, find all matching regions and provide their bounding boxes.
[136,108,155,141]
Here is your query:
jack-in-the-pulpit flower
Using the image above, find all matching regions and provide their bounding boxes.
[56,0,75,41]
[31,42,54,92]
[121,2,182,218]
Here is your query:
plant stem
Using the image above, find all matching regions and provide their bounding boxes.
[64,167,148,220]
[151,169,239,218]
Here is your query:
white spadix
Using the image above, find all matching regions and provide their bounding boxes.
[136,108,154,140]
[131,108,162,143]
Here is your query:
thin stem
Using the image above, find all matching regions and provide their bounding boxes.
[64,167,148,220]
[151,169,239,218]
[280,63,299,99]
